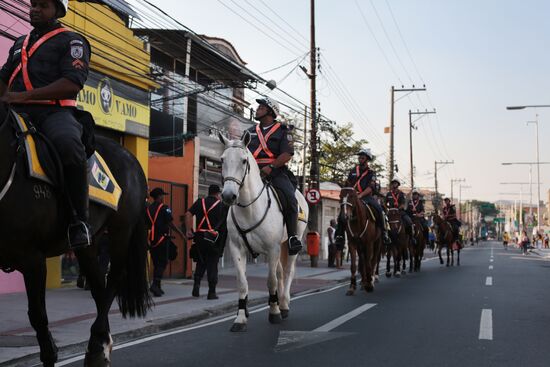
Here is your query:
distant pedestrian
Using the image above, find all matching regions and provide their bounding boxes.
[544,234,549,249]
[185,184,228,300]
[502,231,510,250]
[327,219,337,268]
[335,217,346,268]
[147,188,185,297]
[428,229,435,251]
[520,230,529,255]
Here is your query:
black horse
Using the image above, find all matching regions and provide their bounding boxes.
[0,103,151,367]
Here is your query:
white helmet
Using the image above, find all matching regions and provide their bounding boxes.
[256,96,280,117]
[357,148,374,160]
[55,0,69,18]
[412,189,420,195]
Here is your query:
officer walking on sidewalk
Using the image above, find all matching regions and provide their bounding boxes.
[185,184,228,300]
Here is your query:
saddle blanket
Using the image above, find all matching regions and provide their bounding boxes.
[14,112,122,210]
[271,187,307,222]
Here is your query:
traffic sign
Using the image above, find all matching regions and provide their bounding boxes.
[305,189,321,204]
[493,217,505,223]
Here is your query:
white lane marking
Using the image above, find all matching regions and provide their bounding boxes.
[479,309,493,340]
[56,282,350,366]
[490,259,494,262]
[485,276,493,286]
[489,265,493,270]
[313,303,376,332]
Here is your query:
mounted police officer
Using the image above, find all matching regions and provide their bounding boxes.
[407,189,429,245]
[0,0,92,248]
[185,184,228,300]
[385,179,415,242]
[146,188,185,297]
[347,149,391,244]
[245,96,302,255]
[442,197,461,243]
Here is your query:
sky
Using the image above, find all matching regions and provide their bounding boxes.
[144,0,550,204]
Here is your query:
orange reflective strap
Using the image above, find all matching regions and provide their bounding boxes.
[353,165,370,193]
[253,123,281,164]
[391,191,399,207]
[147,203,166,247]
[196,198,221,233]
[8,28,76,107]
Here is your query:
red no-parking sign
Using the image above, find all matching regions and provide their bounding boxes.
[305,188,321,204]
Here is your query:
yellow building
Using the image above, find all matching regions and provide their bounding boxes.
[47,1,158,288]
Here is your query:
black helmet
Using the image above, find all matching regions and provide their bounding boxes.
[150,187,169,199]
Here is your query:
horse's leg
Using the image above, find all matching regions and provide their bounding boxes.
[346,245,357,295]
[374,236,381,283]
[276,251,288,319]
[457,249,460,266]
[280,245,296,319]
[364,241,374,293]
[446,244,451,267]
[23,254,58,367]
[438,245,444,265]
[385,245,392,278]
[394,247,401,277]
[230,240,249,332]
[267,250,282,324]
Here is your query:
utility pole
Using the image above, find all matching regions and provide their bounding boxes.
[301,106,308,194]
[434,160,454,210]
[458,185,471,220]
[308,0,320,232]
[388,85,426,187]
[450,178,465,202]
[409,109,436,190]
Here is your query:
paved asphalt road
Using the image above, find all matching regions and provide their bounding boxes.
[58,241,550,367]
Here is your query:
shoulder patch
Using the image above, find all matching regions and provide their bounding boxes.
[71,44,83,59]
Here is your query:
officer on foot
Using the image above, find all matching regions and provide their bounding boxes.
[246,96,302,255]
[185,184,228,300]
[407,189,429,245]
[442,198,461,244]
[385,179,415,243]
[0,0,92,248]
[146,188,184,297]
[347,149,391,245]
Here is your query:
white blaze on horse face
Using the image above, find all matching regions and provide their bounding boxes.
[220,146,247,205]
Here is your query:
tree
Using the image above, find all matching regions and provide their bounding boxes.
[319,122,383,185]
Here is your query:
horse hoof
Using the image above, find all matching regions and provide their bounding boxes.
[84,351,111,367]
[365,284,374,293]
[269,313,283,324]
[280,309,289,319]
[230,323,247,332]
[395,272,401,278]
[439,260,444,265]
[374,276,380,283]
[385,272,391,278]
[446,264,450,267]
[346,289,355,296]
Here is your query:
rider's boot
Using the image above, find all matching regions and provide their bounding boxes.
[381,213,391,245]
[207,282,218,300]
[286,210,302,256]
[65,165,91,249]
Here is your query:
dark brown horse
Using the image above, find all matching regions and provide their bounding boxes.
[0,103,151,367]
[384,208,410,277]
[410,216,426,272]
[431,213,461,266]
[338,188,381,295]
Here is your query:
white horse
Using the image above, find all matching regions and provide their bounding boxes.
[218,131,309,332]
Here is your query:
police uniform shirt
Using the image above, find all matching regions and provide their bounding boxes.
[407,199,424,216]
[385,190,405,208]
[443,204,457,219]
[0,22,90,95]
[189,195,227,234]
[347,165,376,192]
[147,201,173,241]
[246,123,294,167]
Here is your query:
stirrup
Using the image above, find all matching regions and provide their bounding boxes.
[67,220,91,249]
[288,236,302,256]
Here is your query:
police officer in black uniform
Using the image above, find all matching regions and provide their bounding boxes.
[443,197,461,243]
[146,188,184,297]
[347,149,391,244]
[0,0,92,248]
[406,189,429,245]
[185,184,228,300]
[246,96,302,255]
[385,179,415,242]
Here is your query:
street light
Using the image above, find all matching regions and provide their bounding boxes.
[506,105,548,233]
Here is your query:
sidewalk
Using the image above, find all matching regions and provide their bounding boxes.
[0,258,349,366]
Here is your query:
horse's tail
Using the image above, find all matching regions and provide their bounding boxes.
[117,214,153,318]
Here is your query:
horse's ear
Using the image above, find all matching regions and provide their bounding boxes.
[218,131,229,146]
[242,130,251,147]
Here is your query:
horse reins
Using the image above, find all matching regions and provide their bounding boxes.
[340,190,370,240]
[387,208,403,234]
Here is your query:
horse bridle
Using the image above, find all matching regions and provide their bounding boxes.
[387,208,403,234]
[340,188,369,240]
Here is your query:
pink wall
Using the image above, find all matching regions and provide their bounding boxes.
[0,1,30,294]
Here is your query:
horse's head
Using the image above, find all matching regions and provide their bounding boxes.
[387,207,402,232]
[339,187,359,223]
[218,131,252,206]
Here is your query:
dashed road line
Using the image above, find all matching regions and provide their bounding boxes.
[489,265,493,270]
[485,276,493,286]
[479,309,493,340]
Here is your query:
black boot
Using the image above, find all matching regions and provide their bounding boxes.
[150,279,162,297]
[65,165,91,249]
[158,280,165,295]
[207,282,218,300]
[192,277,200,297]
[286,210,302,256]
